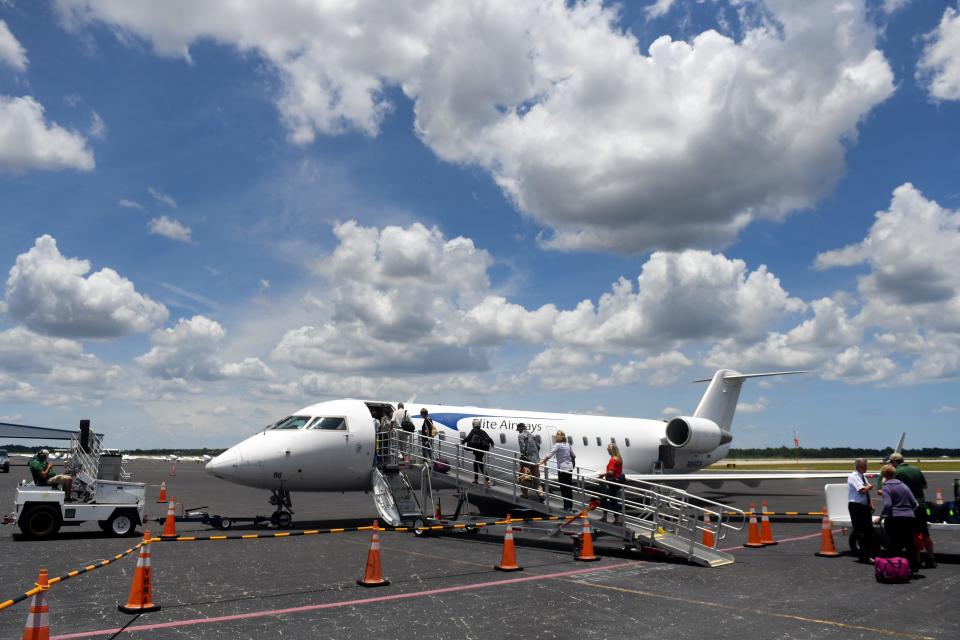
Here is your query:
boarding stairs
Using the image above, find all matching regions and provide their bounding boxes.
[63,428,127,502]
[373,432,745,567]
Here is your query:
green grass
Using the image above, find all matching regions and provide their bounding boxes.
[708,460,960,472]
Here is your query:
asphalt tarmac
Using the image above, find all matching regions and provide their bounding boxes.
[1,460,958,639]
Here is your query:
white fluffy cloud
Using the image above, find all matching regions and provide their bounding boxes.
[0,96,95,172]
[0,326,83,374]
[56,0,893,253]
[553,250,804,351]
[917,5,960,101]
[0,20,27,71]
[136,315,275,381]
[148,216,193,242]
[3,235,168,338]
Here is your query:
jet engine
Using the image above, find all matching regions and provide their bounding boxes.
[665,417,732,453]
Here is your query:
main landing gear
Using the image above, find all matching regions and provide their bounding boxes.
[269,488,294,529]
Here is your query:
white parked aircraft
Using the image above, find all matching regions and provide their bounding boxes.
[206,369,847,519]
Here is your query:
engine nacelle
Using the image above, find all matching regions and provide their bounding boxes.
[665,417,732,454]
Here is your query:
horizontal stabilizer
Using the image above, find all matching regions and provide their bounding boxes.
[692,370,807,383]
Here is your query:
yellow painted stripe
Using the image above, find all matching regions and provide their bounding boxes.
[66,571,79,578]
[568,581,933,640]
[0,599,14,610]
[274,532,290,537]
[329,528,345,533]
[208,535,226,540]
[357,526,373,531]
[177,536,196,541]
[85,565,96,571]
[241,534,259,539]
[394,527,409,532]
[304,530,320,535]
[452,524,465,529]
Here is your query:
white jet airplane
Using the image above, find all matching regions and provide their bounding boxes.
[206,369,847,523]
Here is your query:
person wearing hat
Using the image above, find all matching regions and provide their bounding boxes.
[419,408,438,462]
[463,418,494,485]
[517,423,543,500]
[28,449,74,501]
[889,452,935,568]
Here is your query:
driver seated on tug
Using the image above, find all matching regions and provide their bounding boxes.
[28,449,75,501]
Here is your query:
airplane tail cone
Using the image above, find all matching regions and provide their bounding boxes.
[22,569,50,640]
[118,531,161,614]
[815,509,840,557]
[759,500,778,546]
[575,514,600,562]
[160,500,177,539]
[494,514,523,572]
[702,512,716,548]
[357,520,390,587]
[156,481,167,504]
[744,502,764,548]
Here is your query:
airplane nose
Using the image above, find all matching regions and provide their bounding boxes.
[205,447,240,479]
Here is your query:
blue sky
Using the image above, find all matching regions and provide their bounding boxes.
[1,0,959,449]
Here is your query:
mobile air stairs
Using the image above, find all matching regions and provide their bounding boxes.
[372,432,745,567]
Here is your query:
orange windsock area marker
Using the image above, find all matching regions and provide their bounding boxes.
[815,508,840,557]
[156,481,167,504]
[743,502,764,548]
[759,500,778,546]
[22,568,50,640]
[160,500,177,539]
[494,514,523,572]
[575,514,600,562]
[702,512,715,548]
[118,531,161,614]
[357,520,390,587]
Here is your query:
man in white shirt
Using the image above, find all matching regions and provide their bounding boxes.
[847,458,877,564]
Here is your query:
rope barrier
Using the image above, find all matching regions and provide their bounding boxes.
[0,540,145,612]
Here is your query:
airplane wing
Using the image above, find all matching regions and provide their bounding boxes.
[626,471,850,488]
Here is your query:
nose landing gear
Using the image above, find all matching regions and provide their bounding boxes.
[269,488,294,528]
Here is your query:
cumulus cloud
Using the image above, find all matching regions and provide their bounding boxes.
[917,5,960,101]
[136,315,275,381]
[0,96,94,172]
[3,235,168,338]
[0,326,83,374]
[56,0,893,253]
[0,19,27,71]
[148,216,193,242]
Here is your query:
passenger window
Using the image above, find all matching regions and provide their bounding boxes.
[567,436,573,445]
[500,433,506,445]
[611,437,617,445]
[582,436,588,446]
[625,438,631,447]
[438,431,445,441]
[596,437,602,446]
[311,417,346,430]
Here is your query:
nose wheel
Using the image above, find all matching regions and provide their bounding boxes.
[269,488,294,529]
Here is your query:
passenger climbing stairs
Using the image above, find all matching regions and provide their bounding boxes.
[373,433,744,567]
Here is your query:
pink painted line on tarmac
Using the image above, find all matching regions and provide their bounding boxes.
[51,561,636,639]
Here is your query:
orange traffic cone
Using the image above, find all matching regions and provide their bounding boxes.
[494,514,523,572]
[815,508,840,557]
[22,569,50,640]
[156,481,167,504]
[935,488,944,506]
[575,514,600,562]
[743,502,764,548]
[169,465,176,477]
[160,500,177,539]
[357,520,390,587]
[702,511,715,547]
[759,500,778,546]
[118,531,161,614]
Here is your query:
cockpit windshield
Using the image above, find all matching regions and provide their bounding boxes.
[267,415,312,430]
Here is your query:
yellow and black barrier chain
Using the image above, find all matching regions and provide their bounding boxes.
[721,511,827,517]
[150,514,566,543]
[0,539,145,612]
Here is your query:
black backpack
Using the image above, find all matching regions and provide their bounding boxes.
[400,411,415,432]
[467,428,491,451]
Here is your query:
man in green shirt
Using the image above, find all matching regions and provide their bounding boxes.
[889,452,935,568]
[28,449,74,501]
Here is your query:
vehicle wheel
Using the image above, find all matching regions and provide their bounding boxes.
[272,511,292,529]
[2,463,8,473]
[19,505,61,539]
[413,517,430,537]
[106,510,137,537]
[219,518,233,530]
[98,520,112,532]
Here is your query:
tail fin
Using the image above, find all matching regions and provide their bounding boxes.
[692,370,806,432]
